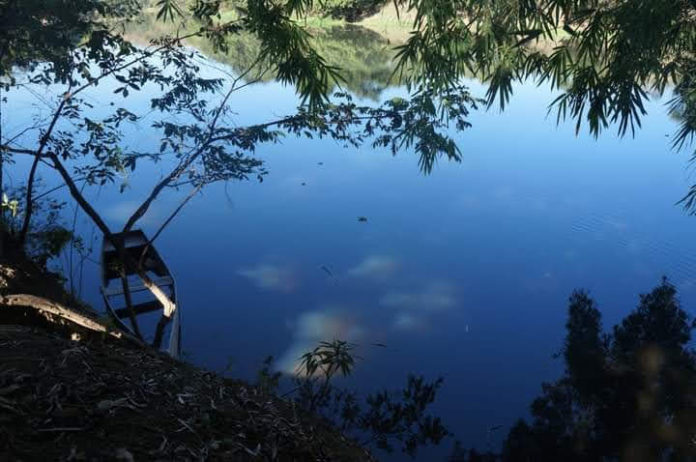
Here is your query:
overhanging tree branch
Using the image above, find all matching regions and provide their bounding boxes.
[15,20,242,244]
[122,56,266,233]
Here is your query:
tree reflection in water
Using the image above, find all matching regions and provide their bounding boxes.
[453,278,696,461]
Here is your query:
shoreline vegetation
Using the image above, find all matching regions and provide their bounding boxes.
[127,4,412,100]
[129,2,570,102]
[140,2,416,37]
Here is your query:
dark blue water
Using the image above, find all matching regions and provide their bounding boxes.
[5,43,696,459]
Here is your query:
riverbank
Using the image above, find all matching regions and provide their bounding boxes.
[0,252,373,461]
[137,2,414,43]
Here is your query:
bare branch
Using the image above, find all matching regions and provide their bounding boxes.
[0,145,42,156]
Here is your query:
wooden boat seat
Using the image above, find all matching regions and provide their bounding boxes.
[102,275,174,297]
[102,230,169,282]
[113,300,163,318]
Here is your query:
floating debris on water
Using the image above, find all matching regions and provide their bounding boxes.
[319,265,334,278]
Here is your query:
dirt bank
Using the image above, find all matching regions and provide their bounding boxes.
[0,253,373,461]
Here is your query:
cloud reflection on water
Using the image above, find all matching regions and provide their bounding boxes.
[347,255,399,281]
[380,281,457,311]
[236,263,297,292]
[380,281,458,332]
[392,312,422,331]
[278,309,365,374]
[103,200,161,226]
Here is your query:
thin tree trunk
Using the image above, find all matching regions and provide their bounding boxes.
[49,154,110,236]
[137,184,202,270]
[119,244,144,340]
[18,155,40,244]
[18,90,71,245]
[122,166,180,232]
[152,314,169,349]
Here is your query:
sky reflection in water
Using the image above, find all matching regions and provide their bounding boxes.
[6,35,696,458]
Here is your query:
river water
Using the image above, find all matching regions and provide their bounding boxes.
[5,24,696,459]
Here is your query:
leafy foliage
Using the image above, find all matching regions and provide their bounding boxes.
[2,185,73,268]
[0,0,476,252]
[298,339,357,379]
[310,0,388,22]
[0,0,140,82]
[1,192,18,217]
[392,0,696,208]
[258,339,450,457]
[394,0,695,135]
[360,374,449,455]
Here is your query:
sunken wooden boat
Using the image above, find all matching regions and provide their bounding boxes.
[100,230,181,358]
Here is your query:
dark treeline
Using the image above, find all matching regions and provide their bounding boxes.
[452,278,696,461]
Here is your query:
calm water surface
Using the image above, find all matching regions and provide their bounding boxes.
[6,26,696,459]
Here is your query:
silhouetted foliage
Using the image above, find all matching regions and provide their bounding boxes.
[456,279,696,461]
[258,340,450,457]
[0,0,139,81]
[256,355,282,394]
[563,290,607,403]
[2,184,73,268]
[313,0,387,22]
